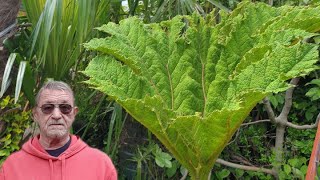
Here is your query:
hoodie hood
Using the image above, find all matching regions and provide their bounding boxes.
[22,135,87,180]
[22,135,87,159]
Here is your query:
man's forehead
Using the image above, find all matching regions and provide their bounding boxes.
[39,89,74,102]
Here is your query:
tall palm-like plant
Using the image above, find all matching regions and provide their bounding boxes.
[0,0,115,103]
[23,0,112,79]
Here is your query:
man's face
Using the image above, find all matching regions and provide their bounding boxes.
[33,89,78,140]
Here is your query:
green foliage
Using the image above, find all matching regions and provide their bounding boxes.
[22,0,112,79]
[148,0,204,22]
[166,160,180,178]
[129,145,153,180]
[278,157,308,179]
[268,93,285,111]
[0,15,36,104]
[287,128,315,157]
[216,169,231,179]
[0,96,31,165]
[0,0,114,104]
[83,2,320,179]
[124,0,206,23]
[129,142,182,179]
[220,73,320,179]
[306,79,320,101]
[153,144,173,168]
[103,102,127,160]
[72,80,127,172]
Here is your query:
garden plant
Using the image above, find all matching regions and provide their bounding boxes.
[1,0,320,179]
[83,2,320,179]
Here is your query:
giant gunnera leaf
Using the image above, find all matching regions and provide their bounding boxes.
[83,2,320,179]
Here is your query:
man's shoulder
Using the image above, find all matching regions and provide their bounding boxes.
[2,149,27,164]
[81,146,114,163]
[84,146,110,158]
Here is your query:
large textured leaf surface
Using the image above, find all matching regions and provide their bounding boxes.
[83,2,320,179]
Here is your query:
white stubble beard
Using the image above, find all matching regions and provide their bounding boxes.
[45,122,68,139]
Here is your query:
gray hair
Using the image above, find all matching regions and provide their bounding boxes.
[35,81,75,105]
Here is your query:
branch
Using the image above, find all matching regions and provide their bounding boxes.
[269,0,273,6]
[286,112,320,130]
[1,107,21,115]
[230,120,271,145]
[279,78,299,119]
[263,98,277,124]
[241,119,271,126]
[216,158,276,176]
[228,128,240,145]
[231,155,254,166]
[0,20,17,38]
[180,170,188,180]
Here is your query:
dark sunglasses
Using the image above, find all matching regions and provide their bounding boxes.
[39,104,73,114]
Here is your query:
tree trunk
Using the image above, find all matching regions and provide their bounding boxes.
[272,78,298,178]
[274,123,286,178]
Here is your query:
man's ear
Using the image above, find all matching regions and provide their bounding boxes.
[73,107,79,115]
[32,108,39,122]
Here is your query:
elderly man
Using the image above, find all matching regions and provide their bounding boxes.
[0,81,117,180]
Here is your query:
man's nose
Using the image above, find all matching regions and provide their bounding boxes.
[51,107,62,119]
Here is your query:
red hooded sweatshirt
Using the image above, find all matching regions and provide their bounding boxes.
[0,135,117,180]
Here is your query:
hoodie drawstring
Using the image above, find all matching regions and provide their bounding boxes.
[49,159,53,180]
[49,155,66,180]
[61,154,66,180]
